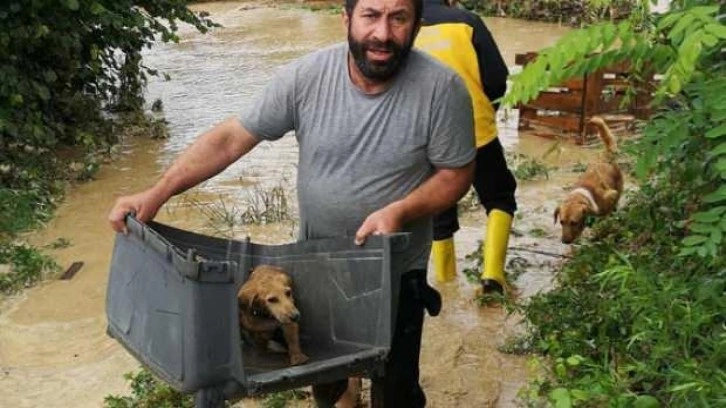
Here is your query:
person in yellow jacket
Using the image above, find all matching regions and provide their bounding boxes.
[415,0,517,294]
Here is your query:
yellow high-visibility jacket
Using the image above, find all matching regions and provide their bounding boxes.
[415,1,509,148]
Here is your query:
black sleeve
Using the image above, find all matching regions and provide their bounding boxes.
[470,15,508,110]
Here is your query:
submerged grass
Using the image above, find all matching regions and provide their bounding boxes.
[182,182,294,238]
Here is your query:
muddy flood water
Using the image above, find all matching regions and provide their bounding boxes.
[0,2,613,407]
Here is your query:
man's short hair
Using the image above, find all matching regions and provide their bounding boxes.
[345,0,424,23]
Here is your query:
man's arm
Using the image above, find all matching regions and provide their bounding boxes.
[108,118,260,233]
[354,162,474,245]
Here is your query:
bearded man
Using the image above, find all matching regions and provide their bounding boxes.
[108,0,475,406]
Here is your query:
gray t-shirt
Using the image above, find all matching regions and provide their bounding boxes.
[240,43,475,270]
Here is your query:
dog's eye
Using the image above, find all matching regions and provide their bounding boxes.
[285,289,292,297]
[267,296,279,303]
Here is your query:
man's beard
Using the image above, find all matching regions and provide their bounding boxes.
[348,31,413,82]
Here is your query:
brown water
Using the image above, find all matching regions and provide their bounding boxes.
[0,2,587,407]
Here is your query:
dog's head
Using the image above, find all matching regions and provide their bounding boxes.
[554,195,592,244]
[237,265,300,325]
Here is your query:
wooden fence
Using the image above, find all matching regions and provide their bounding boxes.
[514,52,657,143]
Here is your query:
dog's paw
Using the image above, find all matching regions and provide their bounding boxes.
[289,352,310,366]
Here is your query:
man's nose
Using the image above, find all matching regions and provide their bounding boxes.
[371,19,392,42]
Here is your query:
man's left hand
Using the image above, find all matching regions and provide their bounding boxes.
[354,203,405,245]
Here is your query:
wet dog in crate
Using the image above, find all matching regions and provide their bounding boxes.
[237,264,310,366]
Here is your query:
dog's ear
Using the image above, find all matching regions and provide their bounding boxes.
[248,294,269,317]
[553,207,560,224]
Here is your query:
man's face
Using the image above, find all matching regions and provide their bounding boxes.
[344,0,419,82]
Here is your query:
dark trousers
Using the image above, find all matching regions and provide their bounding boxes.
[312,270,440,408]
[433,138,517,240]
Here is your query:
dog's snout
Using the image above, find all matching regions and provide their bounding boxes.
[290,310,300,322]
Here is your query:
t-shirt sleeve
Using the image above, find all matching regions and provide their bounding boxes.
[427,75,477,168]
[238,63,296,141]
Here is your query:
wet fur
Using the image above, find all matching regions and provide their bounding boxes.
[237,264,309,366]
[554,117,624,244]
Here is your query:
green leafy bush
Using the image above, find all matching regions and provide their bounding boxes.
[1,0,216,154]
[0,1,217,234]
[0,243,59,294]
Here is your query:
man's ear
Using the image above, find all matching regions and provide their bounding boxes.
[411,19,422,42]
[342,8,350,29]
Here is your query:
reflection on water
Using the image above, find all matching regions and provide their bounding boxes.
[0,2,578,407]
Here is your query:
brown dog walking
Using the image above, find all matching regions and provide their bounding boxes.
[554,116,624,244]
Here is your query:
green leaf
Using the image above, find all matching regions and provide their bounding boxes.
[705,23,726,39]
[668,75,682,94]
[566,355,582,366]
[658,11,683,30]
[669,382,701,392]
[689,223,717,234]
[634,395,661,408]
[36,85,49,101]
[550,388,572,408]
[712,142,726,157]
[710,228,723,243]
[690,6,719,17]
[9,94,23,106]
[570,389,589,401]
[705,123,726,139]
[701,34,719,47]
[90,2,107,15]
[682,235,707,246]
[692,211,720,223]
[716,158,726,174]
[602,23,617,50]
[668,13,696,42]
[703,186,726,204]
[42,70,57,83]
[64,0,79,11]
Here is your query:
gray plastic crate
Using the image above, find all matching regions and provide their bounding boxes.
[105,215,409,401]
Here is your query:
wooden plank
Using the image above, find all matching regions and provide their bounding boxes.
[522,91,585,113]
[559,77,586,91]
[599,96,632,113]
[517,106,538,129]
[60,261,84,280]
[583,68,604,121]
[524,114,582,134]
[515,52,539,66]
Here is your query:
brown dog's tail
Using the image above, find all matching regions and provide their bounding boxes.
[587,116,618,160]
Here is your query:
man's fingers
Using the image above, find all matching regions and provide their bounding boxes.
[108,203,138,234]
[354,223,374,246]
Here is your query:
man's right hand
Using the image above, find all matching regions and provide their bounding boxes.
[107,117,262,234]
[108,188,168,234]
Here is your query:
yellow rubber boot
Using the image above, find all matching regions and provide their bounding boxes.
[431,238,456,283]
[481,210,513,294]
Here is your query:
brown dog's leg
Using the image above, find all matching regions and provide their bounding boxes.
[251,331,272,350]
[603,189,620,210]
[281,322,309,365]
